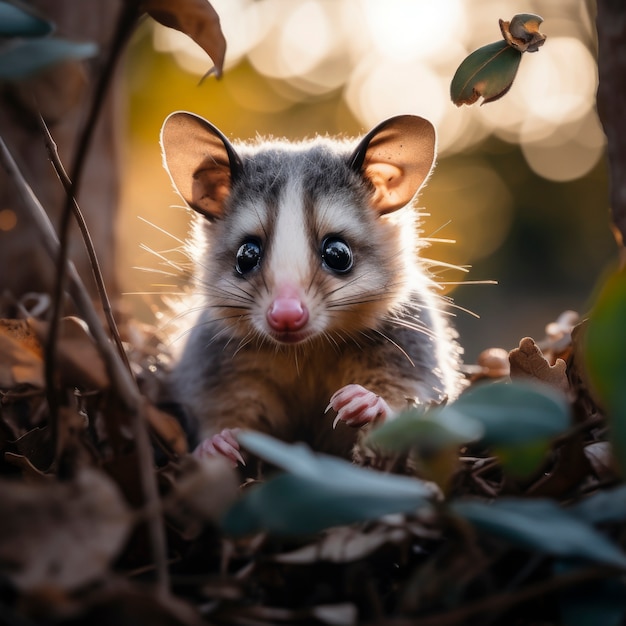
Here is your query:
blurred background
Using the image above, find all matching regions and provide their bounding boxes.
[118,0,615,362]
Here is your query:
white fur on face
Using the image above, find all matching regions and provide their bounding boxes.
[267,178,312,291]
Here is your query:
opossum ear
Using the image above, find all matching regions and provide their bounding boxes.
[349,115,436,215]
[160,112,242,219]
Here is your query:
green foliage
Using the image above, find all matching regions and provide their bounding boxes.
[368,381,570,478]
[223,381,572,536]
[0,1,97,80]
[450,41,522,106]
[586,269,626,477]
[365,403,483,452]
[452,498,626,569]
[222,432,434,536]
[454,381,569,445]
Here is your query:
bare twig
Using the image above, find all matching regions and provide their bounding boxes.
[38,113,132,374]
[44,0,139,421]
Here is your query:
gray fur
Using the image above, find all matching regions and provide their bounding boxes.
[162,113,465,460]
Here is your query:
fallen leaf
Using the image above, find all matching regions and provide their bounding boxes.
[30,316,110,390]
[145,402,188,456]
[140,0,226,77]
[0,318,44,388]
[509,337,569,394]
[0,468,132,591]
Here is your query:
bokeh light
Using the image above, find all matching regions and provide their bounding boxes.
[120,0,614,358]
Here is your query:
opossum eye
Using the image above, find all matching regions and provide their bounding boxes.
[236,239,262,274]
[321,236,353,274]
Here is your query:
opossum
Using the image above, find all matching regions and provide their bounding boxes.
[160,112,464,466]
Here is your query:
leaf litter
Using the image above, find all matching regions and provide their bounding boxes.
[0,288,623,626]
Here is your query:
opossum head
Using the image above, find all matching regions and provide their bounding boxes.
[161,113,436,348]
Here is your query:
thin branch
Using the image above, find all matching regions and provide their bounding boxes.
[38,113,132,374]
[44,0,139,421]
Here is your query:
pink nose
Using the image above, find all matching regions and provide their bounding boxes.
[267,296,309,332]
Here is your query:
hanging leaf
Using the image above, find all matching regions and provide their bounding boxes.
[0,38,98,80]
[451,13,545,106]
[0,1,53,37]
[452,498,626,570]
[451,41,521,106]
[139,0,226,78]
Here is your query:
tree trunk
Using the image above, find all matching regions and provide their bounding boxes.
[596,0,626,251]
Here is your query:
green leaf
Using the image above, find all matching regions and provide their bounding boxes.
[0,38,98,80]
[452,498,626,570]
[569,485,626,525]
[453,382,569,477]
[366,405,484,453]
[450,40,522,106]
[452,381,570,446]
[0,1,53,37]
[585,269,626,477]
[223,432,434,536]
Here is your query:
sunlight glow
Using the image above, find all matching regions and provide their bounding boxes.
[361,0,465,62]
[151,0,603,180]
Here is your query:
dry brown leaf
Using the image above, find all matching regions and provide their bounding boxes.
[30,316,110,390]
[509,336,569,394]
[145,402,188,456]
[0,318,44,388]
[0,468,132,591]
[140,0,226,77]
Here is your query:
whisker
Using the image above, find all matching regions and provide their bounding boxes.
[133,266,182,278]
[438,279,498,286]
[371,328,416,367]
[139,243,185,273]
[137,216,186,245]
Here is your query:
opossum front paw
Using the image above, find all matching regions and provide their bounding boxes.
[327,384,391,428]
[193,428,245,467]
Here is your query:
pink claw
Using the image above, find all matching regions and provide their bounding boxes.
[193,428,245,467]
[327,384,391,428]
